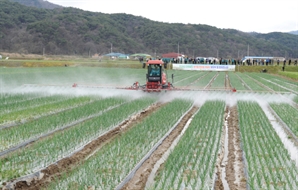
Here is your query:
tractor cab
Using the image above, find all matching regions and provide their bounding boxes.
[142,60,172,91]
[148,62,162,82]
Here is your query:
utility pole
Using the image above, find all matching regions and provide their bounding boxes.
[247,44,249,56]
[110,43,113,53]
[178,42,179,56]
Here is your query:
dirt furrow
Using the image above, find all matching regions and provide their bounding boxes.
[225,72,231,89]
[215,106,247,190]
[121,106,199,190]
[4,103,164,190]
[226,106,247,189]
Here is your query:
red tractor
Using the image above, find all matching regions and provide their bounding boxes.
[130,60,174,92]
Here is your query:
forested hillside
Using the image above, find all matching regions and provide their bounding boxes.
[9,0,62,9]
[1,0,298,58]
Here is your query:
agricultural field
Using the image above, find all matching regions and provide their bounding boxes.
[0,66,298,190]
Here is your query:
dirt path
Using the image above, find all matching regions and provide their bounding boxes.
[121,106,199,190]
[225,72,231,89]
[226,106,247,189]
[215,106,247,190]
[6,103,164,190]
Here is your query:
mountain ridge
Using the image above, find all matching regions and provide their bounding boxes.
[1,0,297,58]
[9,0,62,9]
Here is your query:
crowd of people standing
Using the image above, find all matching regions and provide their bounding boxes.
[166,57,298,66]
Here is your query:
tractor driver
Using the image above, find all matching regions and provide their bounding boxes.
[150,65,160,76]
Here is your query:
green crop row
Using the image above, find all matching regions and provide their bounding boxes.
[236,73,265,91]
[253,73,298,93]
[247,73,290,93]
[270,103,298,137]
[238,101,298,189]
[0,94,69,116]
[193,72,218,88]
[174,72,206,87]
[210,72,226,88]
[0,95,93,126]
[171,70,198,83]
[46,99,192,190]
[0,97,125,152]
[0,92,44,105]
[228,72,247,90]
[152,101,225,189]
[0,97,155,183]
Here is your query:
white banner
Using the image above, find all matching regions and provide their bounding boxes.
[172,64,235,71]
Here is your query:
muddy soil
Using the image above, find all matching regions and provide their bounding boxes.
[121,106,199,190]
[7,103,164,190]
[215,106,246,190]
[226,106,247,189]
[215,106,247,190]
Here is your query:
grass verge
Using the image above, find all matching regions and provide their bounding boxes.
[277,71,298,80]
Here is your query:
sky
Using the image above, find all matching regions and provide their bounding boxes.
[47,0,298,34]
